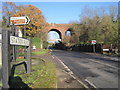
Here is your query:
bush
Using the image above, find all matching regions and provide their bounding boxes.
[32,37,41,48]
[43,41,48,49]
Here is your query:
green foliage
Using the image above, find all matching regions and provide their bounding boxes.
[32,36,48,49]
[71,5,118,45]
[32,37,42,48]
[0,81,2,87]
[10,58,56,88]
[43,41,48,49]
[16,58,26,62]
[17,52,25,56]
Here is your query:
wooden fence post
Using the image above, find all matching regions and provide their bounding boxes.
[2,30,11,88]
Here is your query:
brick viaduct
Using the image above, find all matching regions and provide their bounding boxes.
[44,23,73,40]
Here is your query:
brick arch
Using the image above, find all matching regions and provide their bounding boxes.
[44,23,73,40]
[48,29,62,39]
[65,28,73,36]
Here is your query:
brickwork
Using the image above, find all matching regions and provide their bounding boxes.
[44,23,72,40]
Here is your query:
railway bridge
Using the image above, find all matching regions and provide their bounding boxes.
[44,23,73,42]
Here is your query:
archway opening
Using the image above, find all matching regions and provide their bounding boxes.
[48,29,62,43]
[65,29,72,36]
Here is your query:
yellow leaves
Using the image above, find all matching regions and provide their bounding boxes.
[13,4,47,36]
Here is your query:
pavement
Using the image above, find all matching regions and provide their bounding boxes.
[32,53,88,89]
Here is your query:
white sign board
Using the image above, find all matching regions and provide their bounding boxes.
[10,36,30,46]
[91,40,96,44]
[10,16,30,25]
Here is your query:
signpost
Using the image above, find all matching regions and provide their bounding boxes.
[1,16,31,88]
[10,16,30,59]
[91,40,96,53]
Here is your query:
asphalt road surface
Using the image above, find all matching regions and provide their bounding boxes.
[52,50,119,89]
[0,44,2,88]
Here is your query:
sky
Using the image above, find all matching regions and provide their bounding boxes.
[15,2,118,24]
[1,1,119,43]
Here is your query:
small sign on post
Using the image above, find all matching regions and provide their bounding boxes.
[91,40,96,44]
[10,16,30,25]
[91,40,96,53]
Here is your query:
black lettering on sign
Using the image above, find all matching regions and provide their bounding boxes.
[10,36,29,46]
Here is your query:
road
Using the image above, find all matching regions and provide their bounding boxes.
[52,50,119,89]
[0,44,2,88]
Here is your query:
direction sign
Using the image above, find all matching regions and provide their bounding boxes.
[10,36,30,46]
[10,16,30,25]
[91,40,96,44]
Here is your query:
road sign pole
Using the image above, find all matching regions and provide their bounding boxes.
[26,38,31,73]
[13,46,16,61]
[93,44,95,53]
[24,25,27,59]
[11,24,16,61]
[2,30,11,88]
[24,25,26,38]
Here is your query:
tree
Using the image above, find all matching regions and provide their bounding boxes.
[70,23,81,44]
[13,4,47,36]
[2,2,18,27]
[70,5,118,46]
[36,30,48,48]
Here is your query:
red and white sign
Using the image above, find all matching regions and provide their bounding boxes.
[10,16,30,25]
[91,40,96,44]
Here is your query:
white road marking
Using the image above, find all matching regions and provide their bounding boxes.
[53,55,89,89]
[52,55,55,59]
[88,59,118,69]
[85,79,97,88]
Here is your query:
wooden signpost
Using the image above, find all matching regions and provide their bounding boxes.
[2,16,31,88]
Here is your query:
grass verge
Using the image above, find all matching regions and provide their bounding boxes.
[32,49,49,55]
[0,66,2,87]
[10,57,56,88]
[17,52,25,56]
[17,49,49,56]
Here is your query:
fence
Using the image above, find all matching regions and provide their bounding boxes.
[72,44,102,53]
